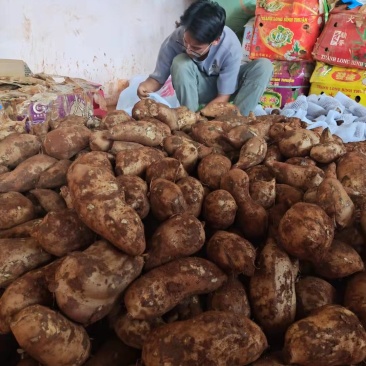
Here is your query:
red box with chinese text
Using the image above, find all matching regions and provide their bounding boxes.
[312,13,366,70]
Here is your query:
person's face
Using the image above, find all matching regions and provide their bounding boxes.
[182,31,214,60]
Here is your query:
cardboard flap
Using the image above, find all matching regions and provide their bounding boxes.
[0,59,32,77]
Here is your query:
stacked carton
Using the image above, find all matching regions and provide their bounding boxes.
[243,0,324,108]
[310,5,366,106]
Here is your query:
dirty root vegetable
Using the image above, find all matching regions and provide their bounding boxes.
[115,146,165,177]
[310,128,345,162]
[176,176,204,217]
[202,189,237,229]
[222,124,254,149]
[316,174,354,229]
[101,110,131,129]
[174,105,199,131]
[200,101,240,118]
[337,151,366,195]
[0,260,59,334]
[278,129,319,158]
[145,157,187,184]
[84,335,139,366]
[89,130,113,152]
[31,208,95,257]
[220,169,268,239]
[43,124,91,160]
[142,311,267,366]
[266,160,324,191]
[295,276,337,318]
[108,120,169,147]
[197,153,232,190]
[11,305,91,366]
[114,313,165,349]
[124,257,227,320]
[167,138,198,173]
[29,188,67,213]
[312,239,364,279]
[278,202,334,262]
[207,277,251,317]
[233,136,267,170]
[149,178,187,221]
[249,238,296,337]
[0,238,52,288]
[275,184,303,207]
[116,175,150,219]
[191,120,233,152]
[0,192,35,229]
[0,133,41,168]
[0,154,58,193]
[0,218,42,239]
[67,151,146,256]
[247,166,276,209]
[132,98,179,131]
[144,213,205,270]
[36,159,72,189]
[53,240,144,325]
[344,272,366,330]
[206,230,256,276]
[283,305,366,366]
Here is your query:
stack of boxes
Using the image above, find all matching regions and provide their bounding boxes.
[242,0,324,108]
[311,5,366,106]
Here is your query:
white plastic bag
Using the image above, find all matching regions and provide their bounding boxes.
[116,75,180,115]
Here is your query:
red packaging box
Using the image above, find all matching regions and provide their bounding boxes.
[255,0,321,16]
[312,13,366,69]
[250,15,323,61]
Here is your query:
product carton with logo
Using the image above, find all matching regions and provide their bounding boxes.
[312,13,366,70]
[250,14,323,61]
[255,0,322,16]
[260,60,315,108]
[310,62,366,106]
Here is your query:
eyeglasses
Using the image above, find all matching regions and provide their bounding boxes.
[176,37,212,58]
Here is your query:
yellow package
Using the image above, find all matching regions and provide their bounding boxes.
[310,62,366,106]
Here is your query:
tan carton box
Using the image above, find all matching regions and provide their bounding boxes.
[0,59,32,77]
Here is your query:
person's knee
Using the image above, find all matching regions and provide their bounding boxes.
[171,54,195,78]
[252,58,273,79]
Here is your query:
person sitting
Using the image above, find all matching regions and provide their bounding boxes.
[137,0,273,116]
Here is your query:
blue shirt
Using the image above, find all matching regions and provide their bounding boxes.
[150,25,243,95]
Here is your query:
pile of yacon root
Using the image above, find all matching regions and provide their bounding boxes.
[1,98,366,366]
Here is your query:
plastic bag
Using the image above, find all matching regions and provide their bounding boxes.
[116,75,180,115]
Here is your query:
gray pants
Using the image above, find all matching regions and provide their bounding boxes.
[170,54,273,116]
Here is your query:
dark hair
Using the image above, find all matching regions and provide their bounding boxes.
[179,0,226,43]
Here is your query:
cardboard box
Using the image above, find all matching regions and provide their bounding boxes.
[0,59,32,77]
[241,17,255,64]
[255,0,322,16]
[260,60,314,108]
[250,15,323,61]
[312,13,366,69]
[310,62,366,106]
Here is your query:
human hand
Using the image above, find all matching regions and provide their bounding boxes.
[137,78,162,99]
[137,81,151,99]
